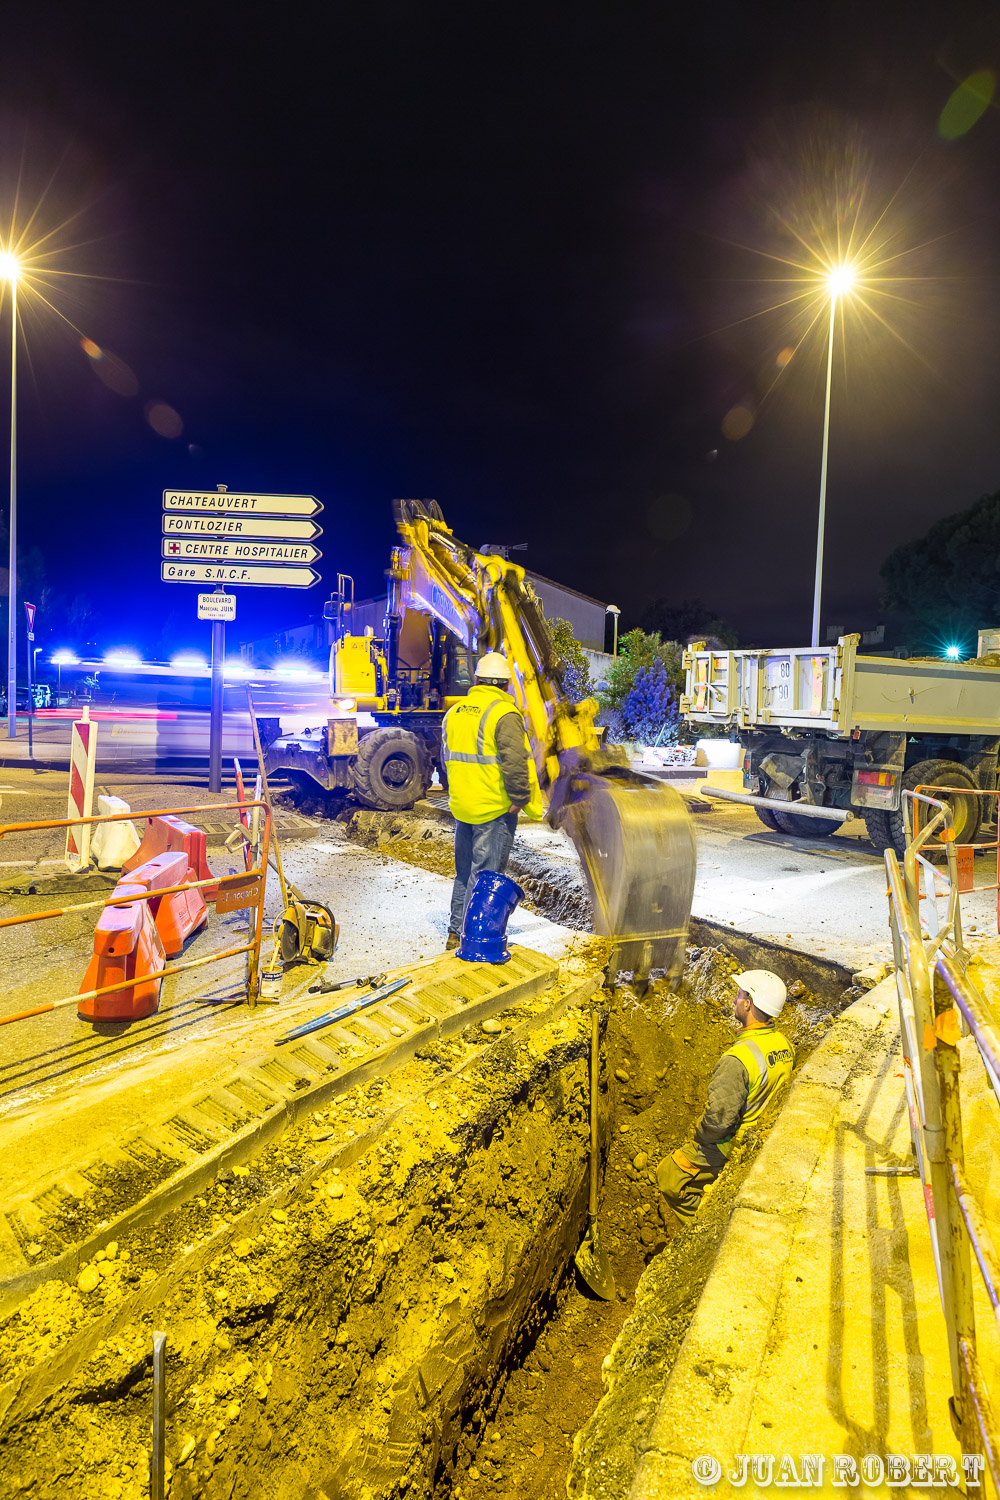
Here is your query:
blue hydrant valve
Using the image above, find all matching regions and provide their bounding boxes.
[457,871,524,964]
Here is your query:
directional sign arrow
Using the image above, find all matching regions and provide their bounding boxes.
[163,514,323,541]
[163,490,323,517]
[162,539,322,564]
[161,562,320,588]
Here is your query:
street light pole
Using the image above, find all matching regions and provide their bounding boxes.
[606,604,620,658]
[5,277,15,738]
[810,295,837,649]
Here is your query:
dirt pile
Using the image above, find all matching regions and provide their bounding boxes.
[345,807,593,930]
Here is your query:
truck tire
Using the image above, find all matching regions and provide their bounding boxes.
[771,808,838,838]
[754,804,782,831]
[351,727,430,811]
[864,758,981,857]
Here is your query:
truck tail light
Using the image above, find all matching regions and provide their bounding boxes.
[856,770,896,787]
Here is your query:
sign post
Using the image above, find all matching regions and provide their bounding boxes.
[24,600,35,757]
[208,587,228,794]
[160,485,323,791]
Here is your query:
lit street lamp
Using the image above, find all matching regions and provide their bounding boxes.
[606,604,621,658]
[0,250,18,736]
[811,261,855,648]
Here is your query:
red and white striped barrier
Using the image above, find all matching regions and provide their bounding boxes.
[65,709,97,872]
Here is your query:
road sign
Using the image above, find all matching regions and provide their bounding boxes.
[162,562,320,587]
[24,602,35,633]
[164,539,321,565]
[163,514,322,540]
[197,592,237,621]
[163,490,322,517]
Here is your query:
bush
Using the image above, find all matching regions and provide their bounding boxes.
[598,628,682,745]
[546,615,592,703]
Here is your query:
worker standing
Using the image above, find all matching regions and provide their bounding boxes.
[656,970,794,1222]
[441,651,544,949]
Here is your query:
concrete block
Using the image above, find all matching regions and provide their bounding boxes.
[630,1448,703,1499]
[643,1206,794,1469]
[735,1083,836,1217]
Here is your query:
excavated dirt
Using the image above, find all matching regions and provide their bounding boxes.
[344,807,594,933]
[0,930,842,1500]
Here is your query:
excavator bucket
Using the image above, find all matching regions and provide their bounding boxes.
[556,767,696,984]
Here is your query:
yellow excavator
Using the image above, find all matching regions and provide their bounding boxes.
[264,498,695,980]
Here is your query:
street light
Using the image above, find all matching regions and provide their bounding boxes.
[606,604,621,658]
[810,261,856,648]
[1,250,18,737]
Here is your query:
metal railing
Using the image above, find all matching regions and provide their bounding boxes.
[0,800,271,1026]
[910,784,1000,937]
[887,789,1000,1482]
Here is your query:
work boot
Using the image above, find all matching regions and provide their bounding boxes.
[445,933,460,951]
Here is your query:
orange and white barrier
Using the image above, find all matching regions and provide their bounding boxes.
[65,710,97,872]
[124,815,218,899]
[89,795,141,871]
[78,881,167,1021]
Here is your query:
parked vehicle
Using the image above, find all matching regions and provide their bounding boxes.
[681,633,1000,854]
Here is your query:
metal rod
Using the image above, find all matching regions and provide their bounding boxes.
[151,1330,166,1500]
[6,279,15,740]
[953,1160,1000,1326]
[589,1007,599,1218]
[935,951,1000,1085]
[274,976,411,1045]
[0,870,232,930]
[698,784,850,822]
[246,685,288,908]
[959,1339,1000,1493]
[811,293,837,648]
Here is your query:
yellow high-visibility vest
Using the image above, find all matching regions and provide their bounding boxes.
[716,1024,794,1157]
[442,684,544,825]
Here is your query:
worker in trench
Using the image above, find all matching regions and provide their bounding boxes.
[656,970,794,1222]
[440,651,544,949]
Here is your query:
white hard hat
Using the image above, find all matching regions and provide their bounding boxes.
[476,652,511,681]
[733,969,787,1018]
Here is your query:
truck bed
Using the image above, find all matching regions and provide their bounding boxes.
[681,635,1000,737]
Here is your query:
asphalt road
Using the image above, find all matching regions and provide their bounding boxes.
[687,786,999,971]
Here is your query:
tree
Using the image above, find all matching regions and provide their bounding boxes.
[546,615,591,702]
[639,597,737,648]
[597,627,684,744]
[881,490,1000,648]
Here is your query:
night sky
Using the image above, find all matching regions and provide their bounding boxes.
[2,1,1000,656]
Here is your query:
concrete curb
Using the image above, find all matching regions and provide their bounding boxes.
[627,975,897,1499]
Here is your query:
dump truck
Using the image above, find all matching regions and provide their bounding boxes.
[265,498,695,978]
[681,632,1000,855]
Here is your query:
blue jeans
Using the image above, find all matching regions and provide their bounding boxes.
[449,811,519,936]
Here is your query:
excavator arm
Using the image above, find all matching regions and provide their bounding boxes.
[392,499,696,982]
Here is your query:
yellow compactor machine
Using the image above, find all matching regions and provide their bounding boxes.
[264,499,695,979]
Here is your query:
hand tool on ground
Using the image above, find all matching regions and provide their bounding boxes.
[247,686,339,966]
[574,1005,616,1300]
[308,972,387,995]
[274,975,411,1045]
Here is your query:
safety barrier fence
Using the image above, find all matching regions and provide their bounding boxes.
[0,800,270,1026]
[910,784,1000,937]
[887,788,1000,1485]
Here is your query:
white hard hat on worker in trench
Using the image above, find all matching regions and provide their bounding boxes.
[476,651,512,680]
[733,969,787,1017]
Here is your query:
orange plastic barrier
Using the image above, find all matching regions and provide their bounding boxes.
[123,850,209,958]
[78,886,166,1021]
[124,815,218,899]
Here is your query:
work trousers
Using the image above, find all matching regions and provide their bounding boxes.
[449,810,518,937]
[656,1142,723,1222]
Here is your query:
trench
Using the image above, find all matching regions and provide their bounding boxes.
[0,803,865,1500]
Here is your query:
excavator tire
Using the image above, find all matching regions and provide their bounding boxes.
[351,727,431,811]
[864,758,981,857]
